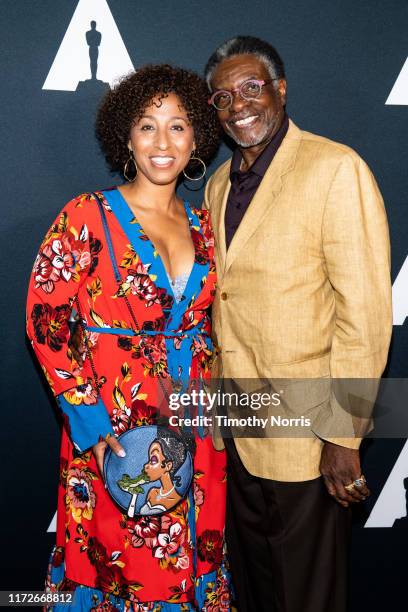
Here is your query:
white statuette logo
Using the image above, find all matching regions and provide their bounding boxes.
[365,441,408,527]
[386,57,408,105]
[392,255,408,325]
[43,0,134,91]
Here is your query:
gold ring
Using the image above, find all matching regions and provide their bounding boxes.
[345,474,366,492]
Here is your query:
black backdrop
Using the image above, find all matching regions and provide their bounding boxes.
[1,1,408,609]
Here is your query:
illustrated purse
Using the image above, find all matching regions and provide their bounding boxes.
[76,192,194,517]
[103,426,193,517]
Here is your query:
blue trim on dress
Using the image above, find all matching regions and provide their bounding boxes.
[56,394,114,452]
[84,326,205,339]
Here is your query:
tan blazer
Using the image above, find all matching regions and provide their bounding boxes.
[204,119,392,481]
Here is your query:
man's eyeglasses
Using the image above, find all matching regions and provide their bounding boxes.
[208,78,278,111]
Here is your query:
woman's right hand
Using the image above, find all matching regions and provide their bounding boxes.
[92,435,126,479]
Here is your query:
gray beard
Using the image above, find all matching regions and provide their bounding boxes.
[225,120,271,148]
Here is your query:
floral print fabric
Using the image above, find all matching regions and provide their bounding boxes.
[26,189,229,610]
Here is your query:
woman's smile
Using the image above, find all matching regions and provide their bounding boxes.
[149,155,176,168]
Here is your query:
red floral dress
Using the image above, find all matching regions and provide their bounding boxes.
[26,188,230,611]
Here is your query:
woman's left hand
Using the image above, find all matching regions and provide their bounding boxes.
[92,435,126,479]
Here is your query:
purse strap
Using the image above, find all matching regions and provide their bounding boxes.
[90,193,197,456]
[72,191,196,447]
[74,294,100,391]
[92,192,143,330]
[90,191,175,405]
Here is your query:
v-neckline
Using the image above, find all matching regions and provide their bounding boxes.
[106,187,203,315]
[115,186,195,286]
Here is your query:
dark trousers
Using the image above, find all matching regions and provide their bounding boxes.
[224,438,351,612]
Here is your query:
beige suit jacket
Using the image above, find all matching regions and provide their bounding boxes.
[204,120,392,481]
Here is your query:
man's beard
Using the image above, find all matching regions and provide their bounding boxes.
[225,119,272,148]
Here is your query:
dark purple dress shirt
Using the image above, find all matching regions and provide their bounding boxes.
[225,114,289,249]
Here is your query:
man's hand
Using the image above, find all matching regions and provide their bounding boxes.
[92,435,126,478]
[319,441,370,507]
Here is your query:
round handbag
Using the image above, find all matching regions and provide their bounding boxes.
[104,425,193,518]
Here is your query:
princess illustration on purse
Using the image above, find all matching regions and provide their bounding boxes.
[142,429,185,514]
[117,427,186,516]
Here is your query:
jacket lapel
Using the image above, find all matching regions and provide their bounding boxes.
[209,163,230,278]
[221,120,302,275]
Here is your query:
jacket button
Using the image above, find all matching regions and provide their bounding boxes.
[220,292,228,301]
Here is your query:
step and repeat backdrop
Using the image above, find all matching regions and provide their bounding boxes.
[1,0,407,609]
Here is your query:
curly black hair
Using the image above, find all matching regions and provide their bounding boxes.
[96,64,221,177]
[153,426,188,488]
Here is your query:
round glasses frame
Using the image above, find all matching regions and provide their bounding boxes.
[208,78,278,110]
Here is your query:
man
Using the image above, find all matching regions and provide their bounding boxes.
[203,36,392,612]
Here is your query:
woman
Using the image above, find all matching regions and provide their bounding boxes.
[26,64,230,611]
[141,428,185,514]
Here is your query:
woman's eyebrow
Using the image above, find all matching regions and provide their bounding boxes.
[140,115,188,122]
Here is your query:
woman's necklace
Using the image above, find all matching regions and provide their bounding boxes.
[157,485,175,500]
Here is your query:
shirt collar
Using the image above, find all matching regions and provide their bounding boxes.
[230,113,289,179]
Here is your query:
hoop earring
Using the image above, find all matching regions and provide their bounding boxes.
[123,150,137,182]
[183,151,206,181]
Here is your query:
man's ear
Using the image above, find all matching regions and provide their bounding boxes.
[277,79,287,106]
